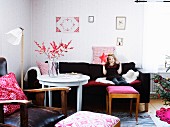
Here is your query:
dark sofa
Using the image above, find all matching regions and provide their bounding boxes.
[26,62,150,111]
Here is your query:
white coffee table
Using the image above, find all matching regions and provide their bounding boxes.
[37,73,90,111]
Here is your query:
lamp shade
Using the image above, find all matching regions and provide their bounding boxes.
[6,28,22,45]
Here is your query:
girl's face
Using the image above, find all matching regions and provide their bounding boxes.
[108,56,115,63]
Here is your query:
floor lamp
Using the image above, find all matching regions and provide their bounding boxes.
[6,27,24,89]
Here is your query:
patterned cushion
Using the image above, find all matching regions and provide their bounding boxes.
[0,73,28,115]
[92,47,115,64]
[36,61,48,75]
[55,111,120,127]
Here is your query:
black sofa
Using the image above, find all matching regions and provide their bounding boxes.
[26,62,150,111]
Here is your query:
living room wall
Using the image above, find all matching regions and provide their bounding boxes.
[32,0,144,68]
[0,0,32,83]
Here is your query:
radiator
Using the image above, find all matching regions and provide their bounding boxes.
[150,73,170,94]
[150,73,158,94]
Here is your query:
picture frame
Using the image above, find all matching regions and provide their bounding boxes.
[165,55,170,68]
[116,37,123,46]
[88,16,94,23]
[116,16,126,30]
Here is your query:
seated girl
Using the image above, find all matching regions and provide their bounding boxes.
[103,54,128,85]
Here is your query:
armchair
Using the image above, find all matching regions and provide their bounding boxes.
[0,57,70,127]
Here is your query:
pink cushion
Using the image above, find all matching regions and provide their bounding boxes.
[36,61,48,75]
[0,73,28,115]
[156,107,170,124]
[107,86,139,94]
[55,111,120,127]
[92,47,115,64]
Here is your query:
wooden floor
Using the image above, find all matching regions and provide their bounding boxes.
[142,99,170,127]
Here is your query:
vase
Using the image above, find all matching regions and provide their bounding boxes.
[48,60,59,77]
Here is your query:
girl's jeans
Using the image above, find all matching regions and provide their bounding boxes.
[112,77,128,85]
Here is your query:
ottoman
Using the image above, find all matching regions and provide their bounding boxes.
[106,86,140,124]
[55,111,120,127]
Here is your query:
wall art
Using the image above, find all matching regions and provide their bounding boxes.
[116,16,126,30]
[88,16,94,23]
[116,37,123,46]
[56,17,79,32]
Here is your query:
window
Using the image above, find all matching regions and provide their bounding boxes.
[143,3,170,72]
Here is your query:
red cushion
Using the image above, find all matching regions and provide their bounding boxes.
[107,86,139,94]
[130,80,141,86]
[84,80,112,87]
[84,80,141,87]
[0,73,28,115]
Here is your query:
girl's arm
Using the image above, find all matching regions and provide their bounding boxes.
[103,65,107,75]
[117,62,122,74]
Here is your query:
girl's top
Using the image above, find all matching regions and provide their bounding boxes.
[105,63,120,80]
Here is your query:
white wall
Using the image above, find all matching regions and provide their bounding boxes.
[143,3,170,72]
[0,0,32,83]
[0,0,144,82]
[32,0,144,67]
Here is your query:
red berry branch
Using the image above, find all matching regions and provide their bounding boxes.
[35,40,73,60]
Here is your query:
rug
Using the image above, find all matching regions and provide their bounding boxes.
[67,109,156,127]
[113,112,156,127]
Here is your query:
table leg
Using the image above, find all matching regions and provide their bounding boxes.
[48,86,52,107]
[77,85,82,111]
[42,84,46,106]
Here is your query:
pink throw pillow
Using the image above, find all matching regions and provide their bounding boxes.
[36,61,48,75]
[0,73,28,115]
[92,46,115,64]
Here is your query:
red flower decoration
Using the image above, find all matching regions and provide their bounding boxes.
[35,40,73,60]
[99,53,107,64]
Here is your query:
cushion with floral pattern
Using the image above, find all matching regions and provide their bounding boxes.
[0,72,28,115]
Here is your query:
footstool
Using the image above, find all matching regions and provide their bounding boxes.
[106,86,140,124]
[55,111,120,127]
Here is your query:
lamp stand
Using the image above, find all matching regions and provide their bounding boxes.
[21,30,24,89]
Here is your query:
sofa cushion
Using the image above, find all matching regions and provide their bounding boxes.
[89,64,104,80]
[121,62,135,75]
[122,69,139,83]
[85,80,141,87]
[84,81,112,87]
[130,80,141,86]
[36,61,48,75]
[92,46,115,64]
[0,73,28,115]
[59,62,90,76]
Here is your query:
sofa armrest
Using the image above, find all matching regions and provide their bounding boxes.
[24,66,41,81]
[136,69,150,103]
[24,67,41,89]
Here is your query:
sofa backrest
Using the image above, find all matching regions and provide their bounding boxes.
[59,62,90,76]
[59,62,136,80]
[89,64,104,80]
[121,62,136,75]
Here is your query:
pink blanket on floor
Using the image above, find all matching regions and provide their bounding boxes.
[156,107,170,124]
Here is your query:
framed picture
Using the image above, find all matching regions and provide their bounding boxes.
[56,17,79,32]
[116,37,123,46]
[116,16,126,30]
[165,55,170,68]
[88,16,94,23]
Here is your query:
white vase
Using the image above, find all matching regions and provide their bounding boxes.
[48,60,59,77]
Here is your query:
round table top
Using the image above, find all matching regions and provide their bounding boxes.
[37,73,90,83]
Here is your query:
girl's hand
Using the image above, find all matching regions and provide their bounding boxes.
[116,61,120,64]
